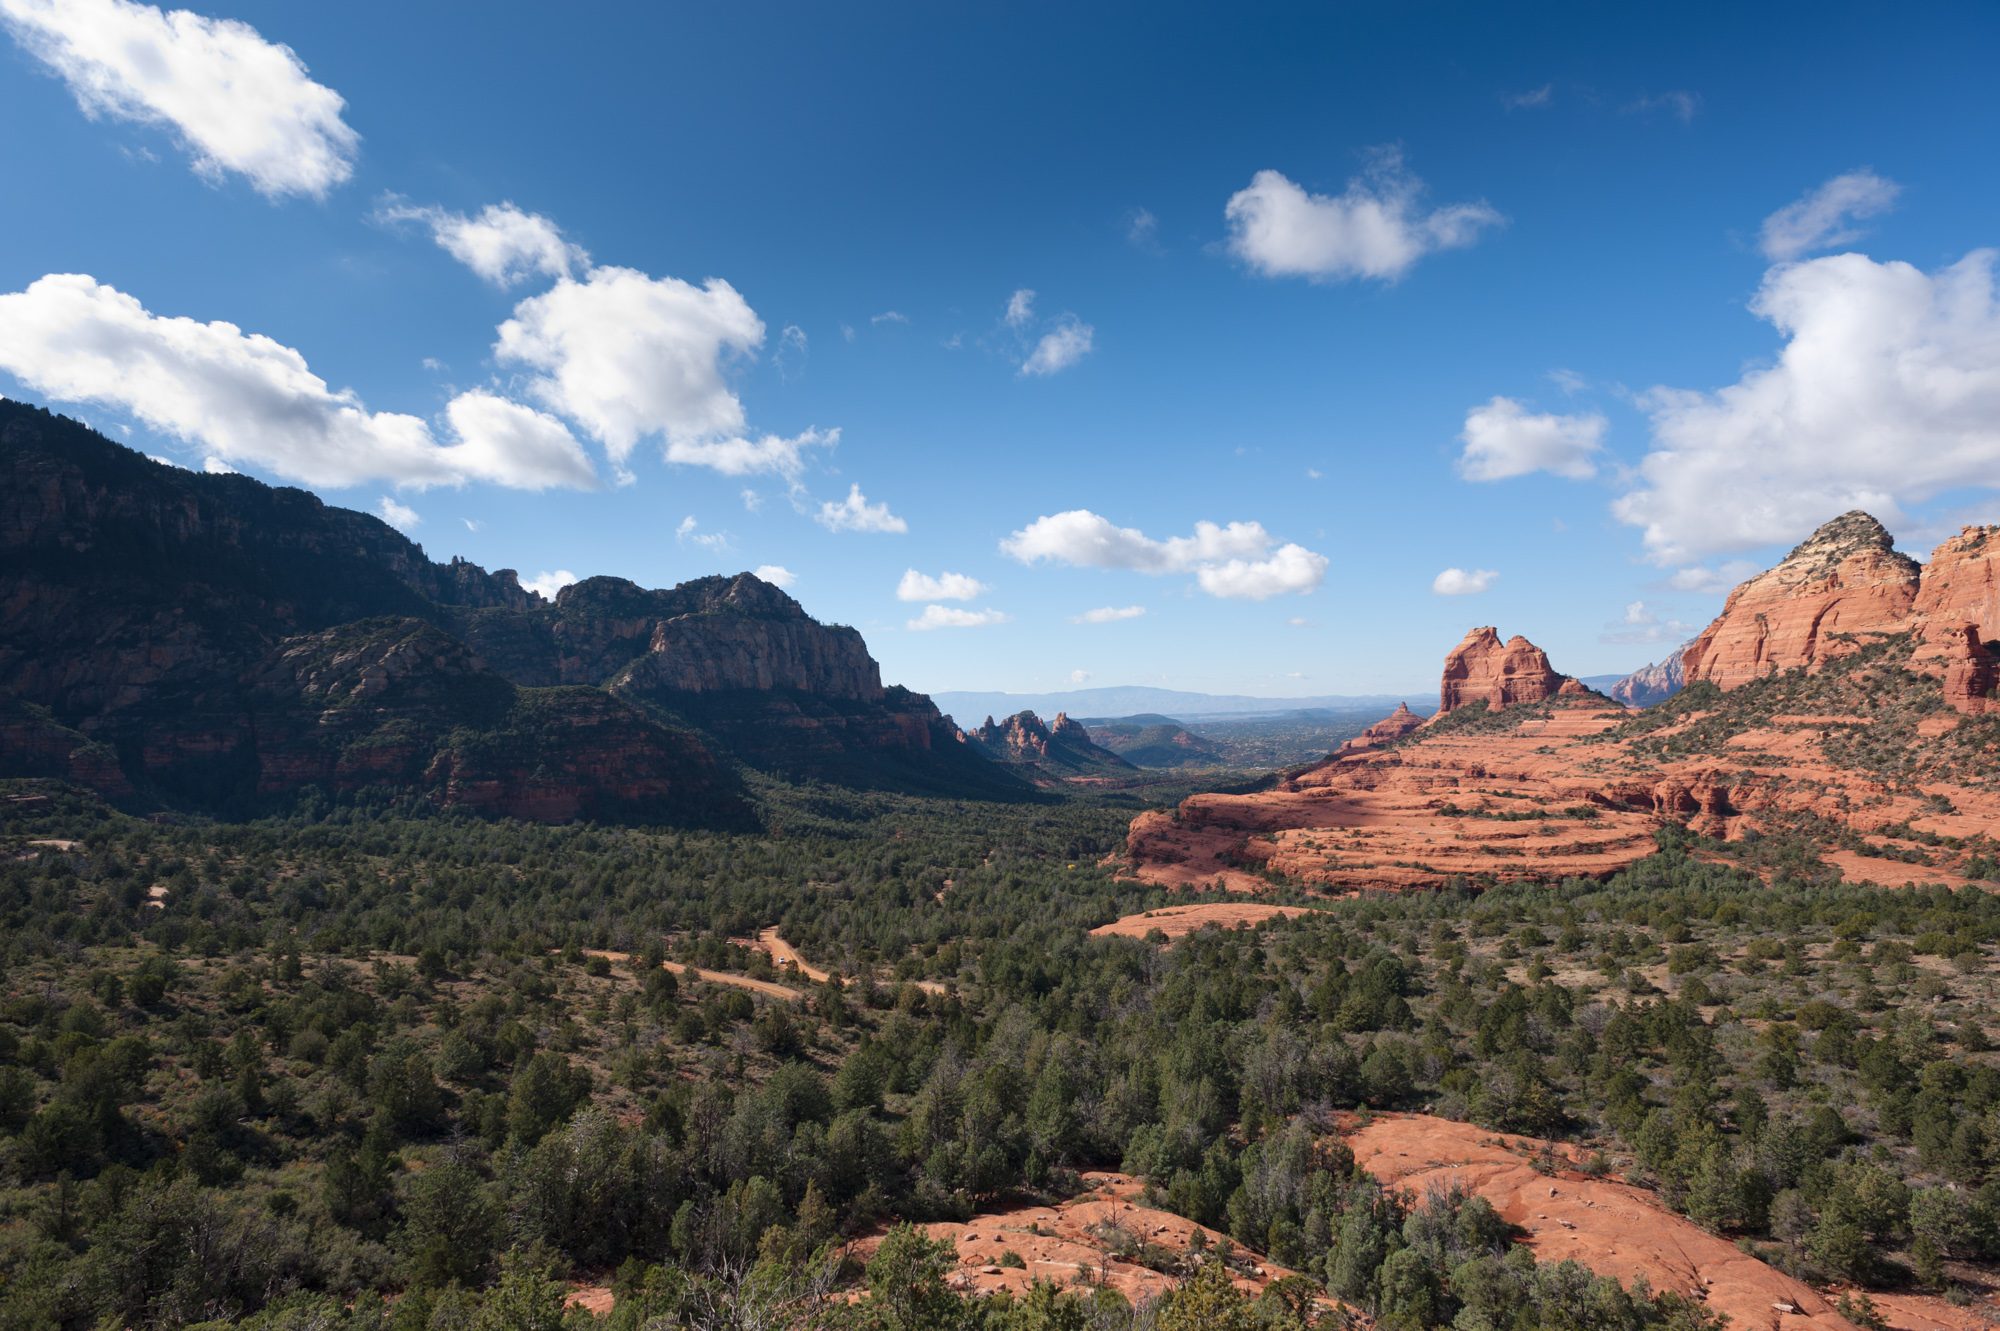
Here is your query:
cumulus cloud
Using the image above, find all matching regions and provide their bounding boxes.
[375,496,419,531]
[816,484,906,534]
[1127,208,1160,251]
[752,564,796,588]
[0,273,597,490]
[1614,249,2000,563]
[1072,605,1146,624]
[897,569,986,602]
[1020,319,1095,377]
[376,198,585,287]
[1,0,358,198]
[494,265,764,476]
[1432,567,1498,596]
[1004,289,1036,329]
[1005,510,1327,599]
[1196,545,1330,600]
[1069,669,1091,684]
[1457,396,1606,481]
[907,604,1008,631]
[1759,170,1901,262]
[522,569,577,601]
[1223,149,1502,283]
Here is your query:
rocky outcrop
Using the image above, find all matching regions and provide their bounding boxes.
[1608,647,1687,708]
[0,399,1010,815]
[966,710,1135,780]
[1914,526,2000,644]
[1681,511,1920,689]
[1436,628,1571,714]
[1336,702,1424,755]
[1915,621,2000,717]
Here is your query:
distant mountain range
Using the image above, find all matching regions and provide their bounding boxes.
[932,686,1422,728]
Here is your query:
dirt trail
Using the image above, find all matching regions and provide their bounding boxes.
[1090,902,1315,941]
[849,1171,1338,1310]
[1346,1114,1999,1331]
[582,948,803,1003]
[746,928,950,998]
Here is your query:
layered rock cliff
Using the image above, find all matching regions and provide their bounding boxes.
[1435,628,1573,714]
[1680,512,1920,689]
[0,400,1012,816]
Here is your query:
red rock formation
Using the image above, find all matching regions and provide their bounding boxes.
[1681,511,1919,689]
[1436,627,1570,714]
[1915,622,2000,716]
[1336,701,1424,755]
[1914,526,2000,643]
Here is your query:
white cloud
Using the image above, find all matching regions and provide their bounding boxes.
[522,569,577,601]
[442,390,599,491]
[1004,288,1036,329]
[816,483,907,534]
[663,427,836,479]
[907,604,1008,631]
[1432,567,1498,596]
[1502,84,1553,110]
[1005,511,1329,599]
[1457,396,1606,481]
[0,273,597,490]
[1020,319,1094,377]
[753,564,796,588]
[1004,511,1272,572]
[1069,669,1091,684]
[494,265,764,477]
[377,198,585,287]
[1615,249,2000,563]
[1196,544,1330,600]
[200,455,234,474]
[897,569,986,602]
[463,518,481,532]
[376,496,419,531]
[1072,605,1146,624]
[1223,149,1502,283]
[675,515,731,552]
[0,0,358,198]
[1759,170,1901,262]
[870,310,909,326]
[1127,208,1160,251]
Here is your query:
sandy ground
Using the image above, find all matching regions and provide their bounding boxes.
[564,1284,615,1316]
[1088,902,1316,941]
[743,928,950,997]
[582,947,805,1003]
[1345,1113,1999,1331]
[848,1171,1335,1309]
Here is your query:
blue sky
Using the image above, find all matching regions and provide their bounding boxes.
[4,1,1999,698]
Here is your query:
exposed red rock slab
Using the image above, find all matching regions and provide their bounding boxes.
[743,928,950,998]
[1843,1289,2000,1331]
[1089,902,1316,941]
[1344,1114,1855,1331]
[1822,851,1979,892]
[849,1172,1322,1307]
[1915,527,2000,645]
